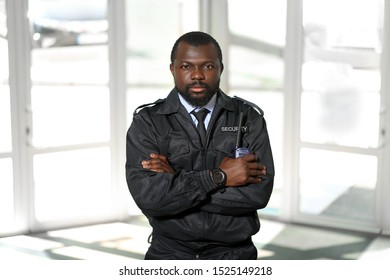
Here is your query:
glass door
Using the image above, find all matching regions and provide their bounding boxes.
[297,0,384,231]
[28,0,114,230]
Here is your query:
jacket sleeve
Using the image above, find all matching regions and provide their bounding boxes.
[126,112,220,218]
[199,114,275,216]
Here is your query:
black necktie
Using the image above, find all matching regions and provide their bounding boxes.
[192,108,209,146]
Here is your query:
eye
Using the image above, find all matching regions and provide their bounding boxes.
[180,64,190,70]
[204,64,216,70]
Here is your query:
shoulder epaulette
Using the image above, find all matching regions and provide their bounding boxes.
[233,95,264,116]
[133,98,166,116]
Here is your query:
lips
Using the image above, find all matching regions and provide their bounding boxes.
[190,85,206,93]
[189,82,207,93]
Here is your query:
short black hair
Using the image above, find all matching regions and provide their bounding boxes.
[170,31,223,64]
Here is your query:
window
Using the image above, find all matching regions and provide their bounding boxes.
[28,0,113,226]
[227,0,287,216]
[297,0,384,227]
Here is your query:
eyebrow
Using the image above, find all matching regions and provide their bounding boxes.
[178,60,217,65]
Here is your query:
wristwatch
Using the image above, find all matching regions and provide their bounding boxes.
[211,168,227,187]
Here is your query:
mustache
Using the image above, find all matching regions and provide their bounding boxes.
[189,81,208,87]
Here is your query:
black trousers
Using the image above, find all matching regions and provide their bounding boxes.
[144,234,257,260]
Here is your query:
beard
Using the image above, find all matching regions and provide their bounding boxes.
[176,80,220,107]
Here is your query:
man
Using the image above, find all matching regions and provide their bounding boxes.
[126,31,274,260]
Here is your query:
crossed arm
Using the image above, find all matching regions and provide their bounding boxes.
[126,111,274,217]
[141,153,267,187]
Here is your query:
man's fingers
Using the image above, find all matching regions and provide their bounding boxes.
[142,154,175,174]
[248,169,262,176]
[248,176,261,184]
[150,168,165,173]
[150,153,169,162]
[247,162,266,172]
[241,153,258,161]
[142,156,166,166]
[143,160,165,169]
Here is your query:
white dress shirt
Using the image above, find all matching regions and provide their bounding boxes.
[178,93,217,130]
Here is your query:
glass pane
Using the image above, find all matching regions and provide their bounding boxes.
[228,0,286,89]
[31,46,108,85]
[0,158,14,230]
[34,147,112,222]
[299,148,377,223]
[228,0,286,46]
[301,0,383,148]
[229,46,284,89]
[0,86,11,153]
[126,0,199,86]
[29,0,108,85]
[31,86,110,147]
[301,90,380,147]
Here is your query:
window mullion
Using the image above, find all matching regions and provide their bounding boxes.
[7,0,34,234]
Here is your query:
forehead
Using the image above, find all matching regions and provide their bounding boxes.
[174,42,219,63]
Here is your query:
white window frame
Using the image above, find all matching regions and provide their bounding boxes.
[3,0,128,235]
[379,0,390,235]
[283,0,390,234]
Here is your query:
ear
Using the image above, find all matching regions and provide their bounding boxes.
[220,63,224,74]
[170,63,174,74]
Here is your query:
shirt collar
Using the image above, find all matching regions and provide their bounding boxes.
[178,92,217,114]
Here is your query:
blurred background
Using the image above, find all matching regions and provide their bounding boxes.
[1,0,390,259]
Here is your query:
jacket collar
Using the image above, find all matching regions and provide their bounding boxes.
[157,88,236,115]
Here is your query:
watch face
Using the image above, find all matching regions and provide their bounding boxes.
[214,172,224,182]
[213,170,226,185]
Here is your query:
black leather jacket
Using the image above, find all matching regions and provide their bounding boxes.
[125,89,274,245]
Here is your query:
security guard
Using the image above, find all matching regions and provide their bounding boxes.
[125,31,274,259]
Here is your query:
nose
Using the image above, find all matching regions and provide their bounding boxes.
[191,66,205,80]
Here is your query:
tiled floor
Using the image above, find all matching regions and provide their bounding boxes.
[0,216,389,260]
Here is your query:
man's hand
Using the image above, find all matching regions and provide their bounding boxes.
[219,154,266,187]
[141,153,175,174]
